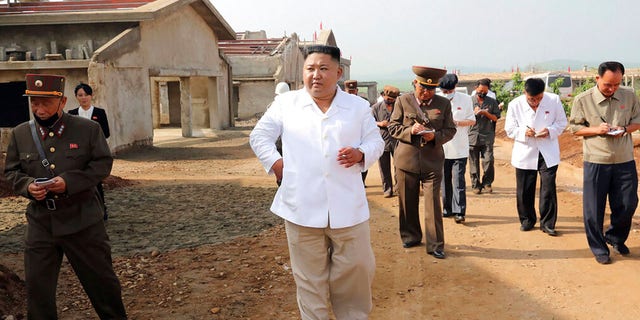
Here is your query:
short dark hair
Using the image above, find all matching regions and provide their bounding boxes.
[476,78,491,89]
[524,78,546,96]
[74,83,93,96]
[598,61,625,76]
[303,45,341,63]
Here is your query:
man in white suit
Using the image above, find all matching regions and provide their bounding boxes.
[505,78,567,235]
[250,45,384,320]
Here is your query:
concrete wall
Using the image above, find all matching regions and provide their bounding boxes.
[230,55,280,78]
[0,23,132,61]
[237,80,275,119]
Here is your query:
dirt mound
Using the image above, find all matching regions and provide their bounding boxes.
[0,263,25,319]
[103,175,137,190]
[495,118,583,165]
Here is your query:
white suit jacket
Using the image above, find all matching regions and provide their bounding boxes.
[439,92,475,159]
[505,92,567,170]
[250,88,384,228]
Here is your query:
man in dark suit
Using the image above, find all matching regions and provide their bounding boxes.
[388,66,456,258]
[468,78,501,194]
[371,85,400,197]
[4,74,126,318]
[68,83,111,220]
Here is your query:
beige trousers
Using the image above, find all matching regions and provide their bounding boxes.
[285,220,375,320]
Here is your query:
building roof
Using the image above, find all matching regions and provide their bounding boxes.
[219,33,288,56]
[0,0,235,40]
[0,0,155,13]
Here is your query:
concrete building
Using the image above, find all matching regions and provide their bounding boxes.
[0,0,236,153]
[220,29,355,120]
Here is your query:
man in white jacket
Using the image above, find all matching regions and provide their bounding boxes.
[438,74,476,223]
[250,45,384,320]
[505,78,567,235]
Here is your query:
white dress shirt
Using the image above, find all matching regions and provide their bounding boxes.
[439,92,475,159]
[78,105,94,119]
[250,88,384,228]
[505,92,567,170]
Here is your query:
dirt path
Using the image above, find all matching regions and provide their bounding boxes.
[1,125,640,319]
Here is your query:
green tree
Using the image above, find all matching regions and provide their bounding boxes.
[549,77,572,116]
[494,72,524,112]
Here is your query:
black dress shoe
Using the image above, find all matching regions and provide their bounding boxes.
[429,250,446,259]
[595,254,611,264]
[403,241,421,248]
[540,226,558,236]
[606,239,630,255]
[519,224,534,232]
[443,212,454,218]
[454,215,465,223]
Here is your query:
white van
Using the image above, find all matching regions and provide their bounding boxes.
[524,72,573,98]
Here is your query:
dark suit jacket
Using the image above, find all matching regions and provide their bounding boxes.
[468,95,500,146]
[68,106,110,139]
[388,92,456,174]
[3,113,113,236]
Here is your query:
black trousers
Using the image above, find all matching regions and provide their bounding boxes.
[515,153,558,229]
[469,143,495,189]
[442,157,468,216]
[377,150,396,195]
[583,161,638,256]
[26,220,127,319]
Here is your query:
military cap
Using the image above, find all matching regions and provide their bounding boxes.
[412,66,447,88]
[383,85,400,98]
[24,74,65,97]
[344,80,358,89]
[439,74,459,90]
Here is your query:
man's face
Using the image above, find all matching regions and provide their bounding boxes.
[30,96,66,120]
[413,81,436,102]
[596,70,623,98]
[475,84,490,96]
[525,92,544,109]
[383,95,397,105]
[75,88,92,108]
[303,53,342,100]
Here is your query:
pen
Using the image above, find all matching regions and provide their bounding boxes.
[600,116,607,123]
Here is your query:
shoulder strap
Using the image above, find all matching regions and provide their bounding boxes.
[29,120,54,175]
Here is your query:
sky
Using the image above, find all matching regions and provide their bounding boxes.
[212,0,640,79]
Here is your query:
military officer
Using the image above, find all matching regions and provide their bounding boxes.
[3,74,127,319]
[388,66,456,258]
[344,79,359,95]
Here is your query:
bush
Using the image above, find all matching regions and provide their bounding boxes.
[494,72,524,112]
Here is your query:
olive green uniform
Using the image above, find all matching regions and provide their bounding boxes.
[388,93,456,252]
[4,112,126,319]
